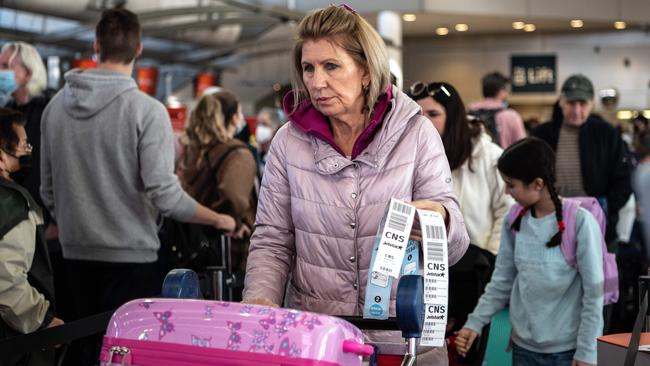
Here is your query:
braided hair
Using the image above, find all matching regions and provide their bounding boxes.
[497,137,564,247]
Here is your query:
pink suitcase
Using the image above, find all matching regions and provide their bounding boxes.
[100,298,374,365]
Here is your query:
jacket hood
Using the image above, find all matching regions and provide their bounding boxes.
[62,68,138,119]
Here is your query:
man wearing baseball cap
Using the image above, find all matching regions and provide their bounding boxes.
[532,74,632,245]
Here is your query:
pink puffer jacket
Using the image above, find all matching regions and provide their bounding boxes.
[243,87,469,362]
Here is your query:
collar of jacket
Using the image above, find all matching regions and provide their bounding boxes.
[285,86,422,175]
[282,86,392,154]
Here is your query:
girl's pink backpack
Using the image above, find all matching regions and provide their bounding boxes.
[507,197,619,305]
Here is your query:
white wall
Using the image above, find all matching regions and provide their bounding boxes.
[404,30,650,120]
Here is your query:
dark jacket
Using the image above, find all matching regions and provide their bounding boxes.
[531,115,633,240]
[7,92,54,222]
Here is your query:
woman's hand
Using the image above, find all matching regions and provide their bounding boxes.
[242,298,279,307]
[47,317,64,328]
[454,328,478,357]
[409,200,448,241]
[233,223,252,240]
[46,317,65,348]
[410,200,447,220]
[571,360,595,366]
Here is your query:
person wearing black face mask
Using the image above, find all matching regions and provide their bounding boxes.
[2,140,32,182]
[0,108,63,366]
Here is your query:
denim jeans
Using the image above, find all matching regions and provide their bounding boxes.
[512,343,575,366]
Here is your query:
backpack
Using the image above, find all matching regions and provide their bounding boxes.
[468,108,502,145]
[506,197,619,305]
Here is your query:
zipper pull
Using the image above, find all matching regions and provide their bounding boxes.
[107,346,132,365]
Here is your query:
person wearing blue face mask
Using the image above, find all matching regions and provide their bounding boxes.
[0,69,17,107]
[0,42,51,227]
[0,108,64,366]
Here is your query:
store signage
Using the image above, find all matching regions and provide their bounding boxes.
[511,55,556,93]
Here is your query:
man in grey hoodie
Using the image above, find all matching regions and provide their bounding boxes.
[40,8,235,364]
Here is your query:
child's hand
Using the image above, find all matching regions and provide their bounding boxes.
[454,328,478,357]
[571,360,595,366]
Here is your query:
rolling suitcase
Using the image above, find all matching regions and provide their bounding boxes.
[100,298,373,365]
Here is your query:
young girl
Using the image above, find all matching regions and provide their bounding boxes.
[455,137,604,366]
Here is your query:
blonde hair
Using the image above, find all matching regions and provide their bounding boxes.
[289,5,390,119]
[184,93,233,161]
[1,42,47,99]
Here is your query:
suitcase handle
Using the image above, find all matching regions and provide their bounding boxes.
[342,339,374,356]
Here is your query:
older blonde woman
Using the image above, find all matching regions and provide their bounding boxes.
[0,42,48,212]
[243,5,469,363]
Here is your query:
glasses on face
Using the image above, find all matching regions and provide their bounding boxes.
[17,142,32,154]
[1,142,31,159]
[409,81,451,99]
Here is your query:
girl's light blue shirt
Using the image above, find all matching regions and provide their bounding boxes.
[464,207,604,364]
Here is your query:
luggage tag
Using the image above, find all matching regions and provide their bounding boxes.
[417,209,449,347]
[364,199,418,320]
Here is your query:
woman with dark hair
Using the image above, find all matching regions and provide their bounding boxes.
[0,108,63,365]
[408,82,513,355]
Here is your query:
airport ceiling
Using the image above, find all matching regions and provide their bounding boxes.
[1,0,648,68]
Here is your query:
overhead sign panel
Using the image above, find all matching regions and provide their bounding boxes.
[511,55,557,93]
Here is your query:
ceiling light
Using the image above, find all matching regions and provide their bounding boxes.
[570,19,584,28]
[523,24,536,32]
[455,23,469,32]
[617,110,633,120]
[512,21,525,30]
[614,21,626,30]
[402,13,416,22]
[435,27,449,36]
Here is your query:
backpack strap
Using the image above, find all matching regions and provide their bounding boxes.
[561,197,608,268]
[187,143,248,191]
[506,203,522,237]
[560,198,581,267]
[208,144,248,182]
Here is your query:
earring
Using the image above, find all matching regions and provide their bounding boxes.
[363,83,369,91]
